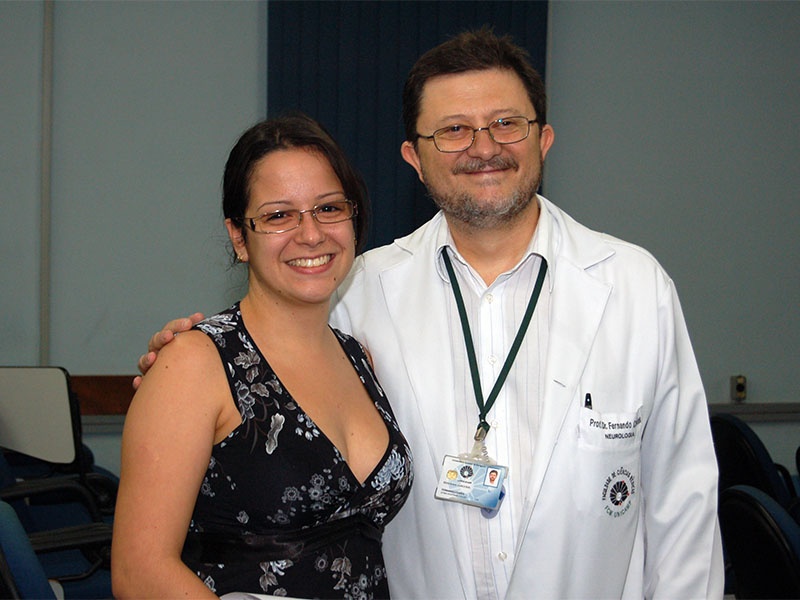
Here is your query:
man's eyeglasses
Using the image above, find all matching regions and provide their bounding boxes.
[241,199,357,234]
[416,116,538,153]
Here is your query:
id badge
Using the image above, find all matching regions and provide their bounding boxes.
[435,454,507,510]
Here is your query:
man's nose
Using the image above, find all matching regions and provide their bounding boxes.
[467,127,501,157]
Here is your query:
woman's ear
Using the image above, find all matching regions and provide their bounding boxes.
[225,219,248,262]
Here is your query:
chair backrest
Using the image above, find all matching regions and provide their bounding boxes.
[710,412,792,507]
[0,367,81,466]
[0,500,57,599]
[719,485,800,599]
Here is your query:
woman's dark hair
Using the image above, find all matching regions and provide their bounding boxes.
[223,112,370,254]
[402,27,547,144]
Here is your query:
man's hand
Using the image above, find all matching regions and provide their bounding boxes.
[133,313,205,389]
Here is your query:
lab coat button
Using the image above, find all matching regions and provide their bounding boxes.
[497,551,508,561]
[488,355,497,365]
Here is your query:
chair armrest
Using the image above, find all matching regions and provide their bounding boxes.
[0,478,102,521]
[28,522,113,584]
[28,522,112,554]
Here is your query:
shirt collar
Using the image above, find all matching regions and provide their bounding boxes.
[434,195,558,291]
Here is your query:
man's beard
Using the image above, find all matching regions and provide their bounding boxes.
[422,155,543,229]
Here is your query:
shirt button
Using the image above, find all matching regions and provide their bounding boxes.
[488,355,497,365]
[491,420,499,429]
[497,551,508,561]
[486,293,494,304]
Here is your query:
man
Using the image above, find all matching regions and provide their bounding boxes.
[140,29,723,599]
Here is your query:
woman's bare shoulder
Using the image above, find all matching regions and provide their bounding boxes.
[132,329,224,409]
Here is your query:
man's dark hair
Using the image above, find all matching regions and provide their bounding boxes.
[402,27,547,143]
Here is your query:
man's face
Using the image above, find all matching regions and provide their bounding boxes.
[401,68,554,229]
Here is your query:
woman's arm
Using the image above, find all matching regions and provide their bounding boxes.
[112,330,231,598]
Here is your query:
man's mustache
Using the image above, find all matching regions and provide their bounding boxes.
[452,155,518,174]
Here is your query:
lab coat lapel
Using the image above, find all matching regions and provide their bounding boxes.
[377,252,473,580]
[516,251,613,552]
[378,257,459,468]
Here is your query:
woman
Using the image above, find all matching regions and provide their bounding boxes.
[112,114,413,599]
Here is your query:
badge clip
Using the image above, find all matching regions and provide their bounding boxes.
[463,424,492,464]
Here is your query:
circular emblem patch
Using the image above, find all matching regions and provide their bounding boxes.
[609,481,629,506]
[459,465,474,479]
[601,466,636,517]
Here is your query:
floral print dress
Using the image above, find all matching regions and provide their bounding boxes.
[182,304,413,599]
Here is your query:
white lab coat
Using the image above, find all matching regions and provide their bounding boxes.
[330,196,723,599]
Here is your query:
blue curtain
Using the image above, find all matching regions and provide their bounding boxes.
[268,1,548,250]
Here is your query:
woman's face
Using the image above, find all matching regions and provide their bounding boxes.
[226,147,356,309]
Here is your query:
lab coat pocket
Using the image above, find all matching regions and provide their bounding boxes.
[573,406,643,520]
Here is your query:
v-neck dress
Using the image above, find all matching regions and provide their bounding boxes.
[181,304,413,599]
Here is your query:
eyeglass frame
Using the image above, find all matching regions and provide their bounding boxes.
[239,199,357,235]
[415,116,539,153]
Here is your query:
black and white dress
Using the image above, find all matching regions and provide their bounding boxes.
[181,304,413,599]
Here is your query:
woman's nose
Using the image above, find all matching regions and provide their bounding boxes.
[294,211,325,244]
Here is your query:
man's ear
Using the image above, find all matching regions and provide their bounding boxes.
[401,141,425,183]
[539,124,555,161]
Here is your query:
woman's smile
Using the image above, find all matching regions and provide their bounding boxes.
[287,254,334,268]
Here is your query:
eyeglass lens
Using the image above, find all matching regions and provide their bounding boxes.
[249,200,354,233]
[434,117,532,152]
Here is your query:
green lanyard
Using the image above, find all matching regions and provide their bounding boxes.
[442,248,548,442]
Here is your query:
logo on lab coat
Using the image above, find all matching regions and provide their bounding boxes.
[601,466,636,518]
